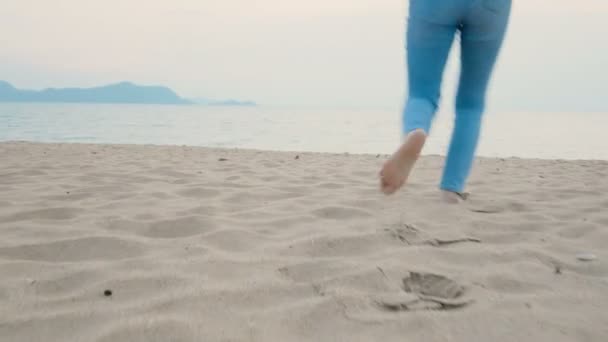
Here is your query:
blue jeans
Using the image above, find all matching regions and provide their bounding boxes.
[403,0,511,193]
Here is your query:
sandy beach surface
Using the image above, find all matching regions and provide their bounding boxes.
[1,142,607,341]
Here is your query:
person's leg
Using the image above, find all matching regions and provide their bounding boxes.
[402,16,458,135]
[440,1,511,195]
[381,10,457,195]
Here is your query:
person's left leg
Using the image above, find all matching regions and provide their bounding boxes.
[381,12,457,195]
[440,2,511,195]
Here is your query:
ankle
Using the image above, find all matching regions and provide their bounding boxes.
[398,129,427,156]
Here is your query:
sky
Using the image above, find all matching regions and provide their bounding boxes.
[1,0,607,111]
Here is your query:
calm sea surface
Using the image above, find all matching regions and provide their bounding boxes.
[1,103,606,160]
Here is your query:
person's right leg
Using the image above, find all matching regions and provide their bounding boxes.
[440,0,512,196]
[380,3,458,195]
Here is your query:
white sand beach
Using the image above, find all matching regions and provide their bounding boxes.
[0,142,607,341]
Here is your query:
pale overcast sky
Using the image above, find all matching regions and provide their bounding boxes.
[1,0,607,110]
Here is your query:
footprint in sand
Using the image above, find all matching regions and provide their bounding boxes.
[403,272,466,299]
[377,272,472,311]
[385,224,481,247]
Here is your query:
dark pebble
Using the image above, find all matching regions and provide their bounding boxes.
[218,158,228,162]
[104,289,113,297]
[554,266,562,275]
[295,155,300,160]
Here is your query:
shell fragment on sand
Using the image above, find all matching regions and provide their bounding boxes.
[576,253,597,262]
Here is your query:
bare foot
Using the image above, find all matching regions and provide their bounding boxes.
[380,129,427,195]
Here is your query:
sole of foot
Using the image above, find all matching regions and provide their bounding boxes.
[380,129,427,195]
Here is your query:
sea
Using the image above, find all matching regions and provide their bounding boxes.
[1,103,606,160]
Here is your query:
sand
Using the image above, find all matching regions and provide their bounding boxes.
[0,141,607,341]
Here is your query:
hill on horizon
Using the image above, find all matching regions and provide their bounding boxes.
[0,81,191,105]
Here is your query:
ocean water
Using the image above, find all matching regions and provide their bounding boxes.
[1,103,606,160]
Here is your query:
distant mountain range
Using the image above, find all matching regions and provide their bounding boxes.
[0,81,256,106]
[0,81,191,104]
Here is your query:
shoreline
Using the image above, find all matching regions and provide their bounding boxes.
[3,140,608,162]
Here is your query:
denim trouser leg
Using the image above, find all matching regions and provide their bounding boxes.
[403,0,511,193]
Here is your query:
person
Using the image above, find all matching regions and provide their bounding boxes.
[380,0,512,202]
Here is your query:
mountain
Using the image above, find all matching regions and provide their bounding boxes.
[0,81,191,104]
